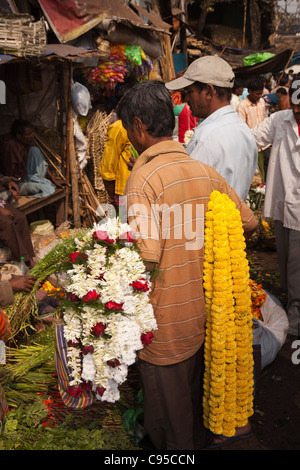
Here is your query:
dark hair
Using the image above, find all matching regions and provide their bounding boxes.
[11,119,32,137]
[247,77,265,91]
[194,81,232,101]
[233,79,244,92]
[276,87,288,96]
[116,80,175,137]
[279,75,289,86]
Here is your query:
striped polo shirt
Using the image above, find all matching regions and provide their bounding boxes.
[125,140,257,366]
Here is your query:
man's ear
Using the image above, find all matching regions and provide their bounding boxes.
[133,116,147,137]
[204,84,215,97]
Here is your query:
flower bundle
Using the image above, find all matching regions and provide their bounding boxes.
[203,191,254,437]
[249,279,267,321]
[43,217,157,403]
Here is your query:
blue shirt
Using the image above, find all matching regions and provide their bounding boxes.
[186,105,258,201]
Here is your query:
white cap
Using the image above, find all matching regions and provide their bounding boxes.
[166,56,235,90]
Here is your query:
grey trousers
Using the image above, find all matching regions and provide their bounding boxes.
[274,220,300,336]
[137,346,204,451]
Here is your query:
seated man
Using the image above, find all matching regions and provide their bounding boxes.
[1,119,64,198]
[0,173,35,268]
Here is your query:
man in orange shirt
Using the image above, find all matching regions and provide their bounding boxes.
[118,80,257,450]
[237,76,267,128]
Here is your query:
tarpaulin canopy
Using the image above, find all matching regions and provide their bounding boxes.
[38,0,170,44]
[234,48,294,77]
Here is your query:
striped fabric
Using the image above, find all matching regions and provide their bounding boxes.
[53,312,96,409]
[0,308,11,342]
[125,140,258,366]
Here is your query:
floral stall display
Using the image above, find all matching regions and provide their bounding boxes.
[85,44,153,93]
[41,217,157,403]
[203,191,254,438]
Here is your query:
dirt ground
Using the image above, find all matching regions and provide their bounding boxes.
[203,244,300,451]
[139,243,300,451]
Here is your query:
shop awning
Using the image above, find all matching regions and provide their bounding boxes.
[38,0,170,44]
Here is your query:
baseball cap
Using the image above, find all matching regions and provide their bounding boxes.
[165,56,235,90]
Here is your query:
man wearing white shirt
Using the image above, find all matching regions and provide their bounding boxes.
[251,77,300,337]
[165,56,258,202]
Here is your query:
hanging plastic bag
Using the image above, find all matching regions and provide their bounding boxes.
[243,52,275,66]
[252,291,289,369]
[71,81,91,116]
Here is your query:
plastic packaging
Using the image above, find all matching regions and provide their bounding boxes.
[252,291,289,369]
[19,257,29,275]
[71,81,91,116]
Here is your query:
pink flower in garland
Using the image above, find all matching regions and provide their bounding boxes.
[93,230,115,243]
[91,322,106,337]
[119,231,136,243]
[82,289,100,303]
[105,301,124,311]
[141,331,154,345]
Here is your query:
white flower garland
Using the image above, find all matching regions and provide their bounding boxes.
[59,217,157,403]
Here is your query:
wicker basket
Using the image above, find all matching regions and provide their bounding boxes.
[0,14,47,57]
[85,110,112,205]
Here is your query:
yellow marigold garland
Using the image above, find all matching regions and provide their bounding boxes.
[203,191,254,437]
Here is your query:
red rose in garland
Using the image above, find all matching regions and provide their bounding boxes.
[82,345,94,355]
[96,386,106,397]
[69,252,88,263]
[91,322,106,337]
[131,278,149,292]
[105,301,124,311]
[82,289,100,303]
[141,331,154,345]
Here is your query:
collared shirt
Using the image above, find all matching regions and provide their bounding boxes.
[186,105,258,201]
[125,140,257,366]
[252,109,300,231]
[237,96,267,129]
[99,120,132,196]
[230,94,240,111]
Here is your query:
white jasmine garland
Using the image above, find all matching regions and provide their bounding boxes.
[58,217,157,403]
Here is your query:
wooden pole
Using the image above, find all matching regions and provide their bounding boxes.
[242,0,247,49]
[64,60,81,228]
[277,49,295,85]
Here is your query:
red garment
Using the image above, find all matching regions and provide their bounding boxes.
[297,120,300,136]
[178,104,199,143]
